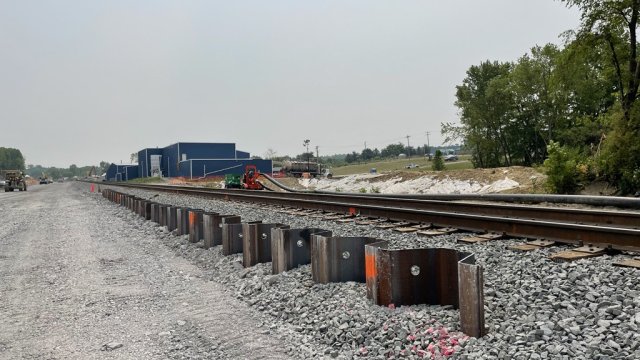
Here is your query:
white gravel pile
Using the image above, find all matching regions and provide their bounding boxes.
[97,185,640,359]
[299,175,520,195]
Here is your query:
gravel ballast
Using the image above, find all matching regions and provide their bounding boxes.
[52,184,640,358]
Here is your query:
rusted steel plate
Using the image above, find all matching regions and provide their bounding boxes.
[176,207,192,236]
[509,244,542,252]
[458,254,486,338]
[417,227,458,237]
[574,245,607,254]
[459,232,505,244]
[356,218,388,225]
[159,204,168,228]
[322,214,352,221]
[613,258,640,268]
[202,212,220,249]
[242,223,290,267]
[150,203,160,223]
[550,250,604,262]
[222,220,258,256]
[271,228,332,274]
[188,209,205,243]
[166,206,177,232]
[365,242,463,307]
[203,214,239,248]
[311,235,379,284]
[143,201,152,221]
[365,241,484,338]
[376,221,410,229]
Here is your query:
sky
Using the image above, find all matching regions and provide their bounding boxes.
[0,1,580,167]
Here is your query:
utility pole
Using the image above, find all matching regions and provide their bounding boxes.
[406,135,411,157]
[315,146,319,173]
[303,139,311,172]
[425,131,431,156]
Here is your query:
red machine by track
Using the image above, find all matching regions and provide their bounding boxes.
[242,165,263,190]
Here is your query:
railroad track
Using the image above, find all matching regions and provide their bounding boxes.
[97,182,640,254]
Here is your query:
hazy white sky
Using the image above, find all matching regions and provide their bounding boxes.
[0,1,580,167]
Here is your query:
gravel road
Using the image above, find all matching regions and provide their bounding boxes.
[0,183,291,359]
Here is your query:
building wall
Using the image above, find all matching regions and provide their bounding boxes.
[236,150,250,159]
[138,148,163,178]
[177,159,273,179]
[136,142,256,178]
[107,164,139,181]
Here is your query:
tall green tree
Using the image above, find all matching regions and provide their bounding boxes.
[446,60,514,167]
[562,0,640,192]
[0,147,26,171]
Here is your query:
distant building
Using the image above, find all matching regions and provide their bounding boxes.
[136,142,272,180]
[105,164,139,181]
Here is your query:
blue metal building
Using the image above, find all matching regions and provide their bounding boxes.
[106,164,139,181]
[136,142,270,179]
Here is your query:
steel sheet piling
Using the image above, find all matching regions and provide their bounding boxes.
[242,223,289,267]
[167,206,177,232]
[458,254,486,337]
[188,209,204,243]
[222,220,259,256]
[203,214,240,249]
[271,228,332,274]
[311,236,379,283]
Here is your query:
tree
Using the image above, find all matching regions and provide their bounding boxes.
[361,148,375,161]
[432,150,445,171]
[264,148,277,159]
[380,143,406,158]
[562,0,640,121]
[0,147,26,171]
[446,60,514,168]
[562,0,640,192]
[130,153,138,164]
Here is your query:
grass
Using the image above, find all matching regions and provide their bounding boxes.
[127,177,165,184]
[330,155,473,176]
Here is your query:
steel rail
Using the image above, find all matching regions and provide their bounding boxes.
[106,182,640,228]
[259,173,640,209]
[102,182,640,252]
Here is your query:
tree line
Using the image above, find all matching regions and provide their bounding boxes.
[445,0,640,194]
[25,161,111,180]
[0,147,26,171]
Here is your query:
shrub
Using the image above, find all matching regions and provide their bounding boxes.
[432,150,445,171]
[544,141,581,194]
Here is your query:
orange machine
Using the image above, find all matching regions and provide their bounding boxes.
[242,165,263,190]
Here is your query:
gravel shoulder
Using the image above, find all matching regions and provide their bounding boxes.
[0,183,290,359]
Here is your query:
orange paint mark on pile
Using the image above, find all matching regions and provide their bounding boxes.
[365,253,376,280]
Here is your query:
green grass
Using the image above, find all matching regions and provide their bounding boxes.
[127,177,165,184]
[331,156,473,176]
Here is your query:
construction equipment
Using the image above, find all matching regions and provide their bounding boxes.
[3,170,27,192]
[224,165,264,190]
[242,165,263,190]
[39,172,49,185]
